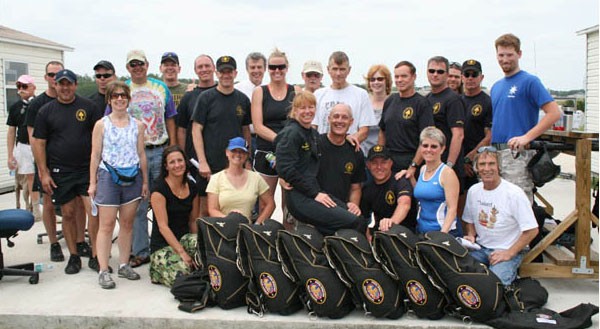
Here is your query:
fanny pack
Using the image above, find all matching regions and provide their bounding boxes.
[103,160,139,186]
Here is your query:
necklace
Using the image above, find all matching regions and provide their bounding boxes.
[166,178,186,198]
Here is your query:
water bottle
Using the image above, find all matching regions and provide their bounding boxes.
[34,263,55,272]
[265,152,276,169]
[9,169,15,177]
[573,110,585,131]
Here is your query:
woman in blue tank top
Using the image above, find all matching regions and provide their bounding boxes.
[411,127,462,237]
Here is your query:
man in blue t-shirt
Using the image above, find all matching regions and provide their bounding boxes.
[490,33,560,202]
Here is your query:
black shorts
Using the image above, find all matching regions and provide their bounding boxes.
[253,150,277,177]
[188,166,209,197]
[51,171,89,206]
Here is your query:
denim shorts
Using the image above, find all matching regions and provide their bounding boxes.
[95,168,142,206]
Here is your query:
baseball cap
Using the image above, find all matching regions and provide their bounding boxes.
[54,69,77,83]
[161,52,179,65]
[227,137,248,152]
[17,75,35,85]
[462,59,482,73]
[216,56,237,72]
[126,49,147,64]
[302,60,323,74]
[93,60,115,72]
[367,145,391,161]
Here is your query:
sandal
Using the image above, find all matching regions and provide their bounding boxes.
[129,255,150,268]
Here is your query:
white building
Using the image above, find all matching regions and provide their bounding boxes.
[577,25,599,175]
[0,25,73,192]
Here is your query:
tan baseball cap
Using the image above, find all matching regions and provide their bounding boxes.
[302,60,323,74]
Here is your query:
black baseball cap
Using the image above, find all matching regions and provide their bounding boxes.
[161,52,179,65]
[216,55,236,72]
[462,59,482,73]
[367,145,391,161]
[93,60,115,72]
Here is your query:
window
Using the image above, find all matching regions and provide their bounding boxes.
[4,60,29,112]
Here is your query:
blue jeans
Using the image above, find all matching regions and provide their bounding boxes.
[469,246,526,285]
[132,147,163,258]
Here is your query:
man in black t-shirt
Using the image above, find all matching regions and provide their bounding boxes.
[379,61,434,174]
[32,69,103,275]
[426,56,466,189]
[88,60,117,112]
[360,145,417,233]
[191,56,251,216]
[317,103,366,215]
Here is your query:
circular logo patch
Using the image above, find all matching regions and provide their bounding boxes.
[208,265,222,291]
[402,107,414,120]
[432,102,441,114]
[471,104,482,116]
[385,190,395,205]
[306,278,327,304]
[406,280,427,305]
[457,284,481,309]
[362,279,384,304]
[259,272,278,298]
[76,109,87,121]
[344,162,354,174]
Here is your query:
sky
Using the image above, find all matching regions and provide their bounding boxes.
[1,0,598,91]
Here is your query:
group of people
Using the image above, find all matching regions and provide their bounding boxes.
[6,32,560,291]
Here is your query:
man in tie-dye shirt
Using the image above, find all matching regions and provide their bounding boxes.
[106,49,176,268]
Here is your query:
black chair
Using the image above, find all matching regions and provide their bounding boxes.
[0,209,39,284]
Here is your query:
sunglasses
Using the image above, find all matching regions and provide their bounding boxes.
[449,62,462,70]
[268,64,287,71]
[369,77,385,82]
[16,83,29,90]
[477,146,497,153]
[46,72,57,78]
[428,69,446,75]
[110,92,129,100]
[95,73,113,79]
[129,61,145,68]
[421,143,440,149]
[463,71,480,78]
[305,72,321,78]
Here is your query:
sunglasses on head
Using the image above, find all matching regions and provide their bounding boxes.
[129,61,145,68]
[477,146,497,153]
[421,143,440,149]
[305,72,321,78]
[428,69,446,75]
[95,73,113,79]
[369,77,385,82]
[110,92,129,100]
[16,83,29,90]
[46,72,57,78]
[268,64,287,71]
[463,71,480,78]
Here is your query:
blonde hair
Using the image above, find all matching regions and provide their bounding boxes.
[268,48,289,65]
[289,91,316,119]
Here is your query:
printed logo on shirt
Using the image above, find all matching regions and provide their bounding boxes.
[344,162,354,175]
[478,205,498,229]
[76,109,87,121]
[385,190,395,205]
[235,105,244,117]
[471,104,482,116]
[432,102,441,114]
[508,85,518,98]
[301,142,310,151]
[403,107,414,119]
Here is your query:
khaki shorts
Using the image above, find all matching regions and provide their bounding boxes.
[14,143,35,175]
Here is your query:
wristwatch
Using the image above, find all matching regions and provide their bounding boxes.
[446,161,454,168]
[410,162,418,168]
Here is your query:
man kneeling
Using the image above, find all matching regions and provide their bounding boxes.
[462,147,538,285]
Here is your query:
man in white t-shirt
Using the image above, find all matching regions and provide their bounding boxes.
[312,51,376,154]
[462,146,538,285]
[235,52,266,100]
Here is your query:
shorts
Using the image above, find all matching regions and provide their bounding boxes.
[253,150,277,177]
[13,143,35,174]
[94,168,142,206]
[149,233,198,287]
[51,171,90,206]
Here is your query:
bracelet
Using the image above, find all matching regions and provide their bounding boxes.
[446,161,454,168]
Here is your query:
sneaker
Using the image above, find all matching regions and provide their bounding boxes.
[118,264,141,280]
[98,271,116,289]
[64,255,82,274]
[77,241,92,258]
[50,242,65,262]
[88,256,113,273]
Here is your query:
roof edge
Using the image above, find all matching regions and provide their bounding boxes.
[0,37,74,52]
[576,24,599,36]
